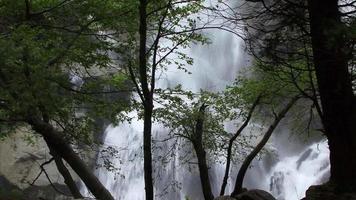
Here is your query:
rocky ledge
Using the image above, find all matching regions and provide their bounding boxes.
[214,189,276,200]
[302,184,356,200]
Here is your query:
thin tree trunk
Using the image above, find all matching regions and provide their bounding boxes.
[220,96,260,196]
[307,0,356,191]
[143,103,154,200]
[231,96,298,196]
[48,146,83,198]
[28,117,114,200]
[191,104,214,200]
[138,0,154,199]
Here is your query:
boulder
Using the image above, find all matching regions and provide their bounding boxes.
[214,190,276,200]
[236,189,276,200]
[303,184,356,200]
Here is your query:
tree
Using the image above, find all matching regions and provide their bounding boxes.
[155,89,231,200]
[155,61,305,198]
[307,0,356,191]
[227,0,356,192]
[222,64,305,196]
[0,0,135,199]
[30,118,115,199]
[220,95,260,196]
[231,95,299,196]
[192,104,215,200]
[48,145,83,198]
[121,1,206,199]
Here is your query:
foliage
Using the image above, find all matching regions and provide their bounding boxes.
[152,47,318,168]
[154,85,257,167]
[116,0,209,98]
[235,59,323,135]
[0,0,132,144]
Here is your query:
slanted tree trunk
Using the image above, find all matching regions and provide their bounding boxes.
[307,0,356,191]
[28,117,114,200]
[220,96,260,195]
[231,96,298,196]
[191,104,214,200]
[47,146,83,198]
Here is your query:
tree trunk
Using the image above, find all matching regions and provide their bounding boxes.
[307,0,356,191]
[231,96,298,196]
[143,102,154,200]
[48,146,83,198]
[138,0,154,199]
[28,117,114,200]
[191,104,214,200]
[220,96,260,195]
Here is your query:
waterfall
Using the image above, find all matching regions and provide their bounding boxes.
[82,2,330,200]
[92,25,245,200]
[268,140,330,200]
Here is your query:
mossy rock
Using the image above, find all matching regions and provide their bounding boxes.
[0,188,24,200]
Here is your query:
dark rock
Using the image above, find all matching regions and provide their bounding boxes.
[0,175,24,199]
[235,189,276,200]
[296,148,312,170]
[0,175,77,200]
[303,184,356,200]
[215,190,276,200]
[214,196,237,200]
[0,175,20,191]
[23,183,71,199]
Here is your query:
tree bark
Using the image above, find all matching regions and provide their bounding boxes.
[307,0,356,191]
[138,0,154,199]
[28,117,114,200]
[231,96,298,196]
[220,96,260,196]
[143,103,154,200]
[48,146,83,198]
[191,104,214,200]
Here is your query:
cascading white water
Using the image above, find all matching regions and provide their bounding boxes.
[86,2,331,199]
[93,26,245,200]
[96,115,145,200]
[268,140,330,200]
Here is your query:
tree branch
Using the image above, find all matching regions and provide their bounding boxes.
[231,95,299,196]
[220,95,261,195]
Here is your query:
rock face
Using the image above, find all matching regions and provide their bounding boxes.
[302,185,356,200]
[0,128,82,199]
[214,190,276,200]
[0,175,23,199]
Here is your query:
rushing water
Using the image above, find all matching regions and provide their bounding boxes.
[268,140,330,200]
[82,2,330,199]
